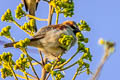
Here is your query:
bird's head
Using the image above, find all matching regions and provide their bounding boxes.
[62,20,80,34]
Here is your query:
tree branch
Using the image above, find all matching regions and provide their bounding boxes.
[9,63,18,80]
[41,58,47,80]
[25,72,37,79]
[56,13,59,24]
[12,20,34,36]
[29,55,43,67]
[72,68,79,80]
[48,5,54,25]
[25,14,48,21]
[57,61,78,71]
[16,74,33,80]
[39,51,44,65]
[55,50,80,69]
[24,71,29,80]
[41,3,54,80]
[22,49,40,80]
[91,48,109,80]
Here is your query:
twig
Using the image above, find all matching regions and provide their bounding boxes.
[29,55,43,67]
[24,71,29,80]
[12,20,34,36]
[45,55,62,80]
[91,48,109,80]
[48,5,54,25]
[55,50,80,69]
[27,54,40,80]
[41,58,47,80]
[56,13,59,24]
[72,68,79,80]
[9,36,15,42]
[32,61,50,66]
[25,72,37,79]
[22,49,40,80]
[25,14,48,21]
[16,74,33,80]
[9,63,18,80]
[72,68,87,80]
[41,4,54,80]
[57,61,78,71]
[80,69,87,74]
[45,72,50,80]
[45,61,57,80]
[39,51,44,65]
[32,62,39,65]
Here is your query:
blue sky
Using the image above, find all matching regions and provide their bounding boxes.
[0,0,120,80]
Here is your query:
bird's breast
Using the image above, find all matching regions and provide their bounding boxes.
[39,28,76,53]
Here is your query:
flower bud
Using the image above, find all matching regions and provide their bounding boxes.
[98,38,104,45]
[20,54,24,58]
[19,3,24,8]
[24,38,30,43]
[1,15,6,21]
[7,9,11,14]
[44,64,52,72]
[84,38,88,43]
[29,19,35,27]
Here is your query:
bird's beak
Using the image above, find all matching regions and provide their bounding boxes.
[74,24,80,32]
[73,28,80,34]
[76,28,80,32]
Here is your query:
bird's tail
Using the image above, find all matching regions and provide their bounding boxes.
[4,37,42,48]
[4,42,17,48]
[4,38,39,48]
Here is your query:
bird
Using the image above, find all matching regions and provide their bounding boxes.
[21,0,40,32]
[4,21,80,60]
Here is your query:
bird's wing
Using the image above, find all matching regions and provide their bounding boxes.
[36,2,38,10]
[36,0,40,10]
[22,0,28,11]
[31,24,66,40]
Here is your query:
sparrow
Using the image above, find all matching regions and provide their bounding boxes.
[21,0,40,32]
[4,21,80,60]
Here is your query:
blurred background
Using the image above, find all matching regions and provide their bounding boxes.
[0,0,120,80]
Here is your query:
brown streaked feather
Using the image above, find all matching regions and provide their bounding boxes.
[33,26,51,38]
[4,23,68,48]
[48,24,67,30]
[33,24,67,38]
